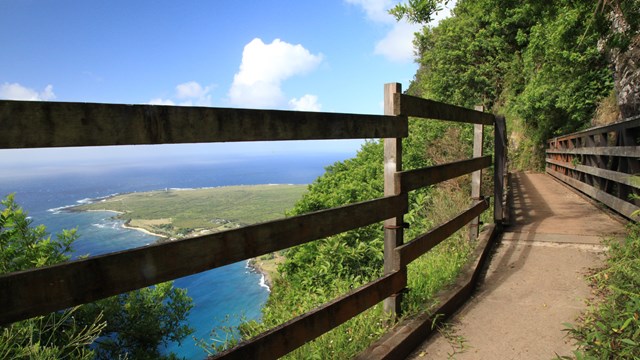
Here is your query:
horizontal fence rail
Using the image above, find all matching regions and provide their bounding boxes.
[0,195,407,324]
[1,83,507,360]
[212,271,406,360]
[0,100,408,148]
[546,146,640,157]
[398,156,492,193]
[391,93,495,125]
[546,116,640,219]
[397,198,490,268]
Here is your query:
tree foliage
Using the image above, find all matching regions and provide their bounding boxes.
[389,0,448,24]
[0,194,193,359]
[79,283,193,360]
[0,194,103,359]
[399,0,615,169]
[205,0,633,356]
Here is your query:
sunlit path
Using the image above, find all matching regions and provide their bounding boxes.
[408,172,626,359]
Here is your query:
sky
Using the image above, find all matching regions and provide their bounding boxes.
[0,0,453,166]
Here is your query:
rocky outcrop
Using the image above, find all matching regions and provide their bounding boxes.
[607,3,640,118]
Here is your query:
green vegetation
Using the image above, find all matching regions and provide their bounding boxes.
[562,224,640,359]
[5,0,634,357]
[396,0,622,170]
[0,195,193,360]
[200,0,636,357]
[72,185,307,239]
[197,118,489,358]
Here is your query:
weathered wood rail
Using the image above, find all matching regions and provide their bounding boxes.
[0,83,508,359]
[546,116,640,219]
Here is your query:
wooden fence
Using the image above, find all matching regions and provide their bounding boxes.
[546,116,640,219]
[0,83,507,359]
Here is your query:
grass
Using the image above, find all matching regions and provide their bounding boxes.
[71,184,307,238]
[202,181,482,359]
[560,223,640,359]
[71,172,485,359]
[206,250,476,360]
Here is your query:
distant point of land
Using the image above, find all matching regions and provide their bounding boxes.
[70,184,307,288]
[69,184,307,241]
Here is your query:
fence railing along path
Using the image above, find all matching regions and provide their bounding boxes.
[404,170,626,359]
[0,83,507,359]
[546,116,640,219]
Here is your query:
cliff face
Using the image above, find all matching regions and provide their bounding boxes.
[612,40,639,118]
[609,5,640,118]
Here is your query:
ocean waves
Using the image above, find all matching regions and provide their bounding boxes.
[47,193,121,214]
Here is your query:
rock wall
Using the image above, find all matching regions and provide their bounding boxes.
[609,4,640,118]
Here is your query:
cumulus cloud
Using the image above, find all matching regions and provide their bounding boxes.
[229,38,323,108]
[344,0,395,23]
[345,0,452,63]
[148,81,212,106]
[289,94,322,111]
[374,20,421,62]
[176,81,208,99]
[148,98,176,106]
[0,83,56,101]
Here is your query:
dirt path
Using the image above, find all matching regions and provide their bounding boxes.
[407,172,627,359]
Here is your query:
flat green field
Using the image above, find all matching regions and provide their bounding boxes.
[71,184,307,239]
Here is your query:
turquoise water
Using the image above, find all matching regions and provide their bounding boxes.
[0,151,350,359]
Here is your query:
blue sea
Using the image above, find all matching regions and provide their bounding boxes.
[0,142,357,359]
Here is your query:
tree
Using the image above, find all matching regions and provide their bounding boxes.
[0,194,104,359]
[389,0,449,24]
[79,283,193,360]
[395,0,614,168]
[0,194,194,359]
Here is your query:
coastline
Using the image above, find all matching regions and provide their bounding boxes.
[247,252,285,292]
[247,258,272,290]
[121,221,168,239]
[63,185,295,290]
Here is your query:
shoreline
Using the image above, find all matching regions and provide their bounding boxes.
[61,184,297,292]
[63,183,305,212]
[247,258,272,291]
[247,252,285,292]
[121,221,168,239]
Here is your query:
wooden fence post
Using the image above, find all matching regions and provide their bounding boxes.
[493,115,506,226]
[383,83,405,317]
[469,105,484,241]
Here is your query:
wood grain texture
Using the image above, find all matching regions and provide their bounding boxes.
[399,156,492,193]
[469,120,485,241]
[494,116,507,223]
[383,83,406,316]
[545,158,639,188]
[545,146,640,157]
[0,100,407,148]
[396,94,495,125]
[547,169,639,219]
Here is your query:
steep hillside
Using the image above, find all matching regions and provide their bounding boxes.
[397,0,638,169]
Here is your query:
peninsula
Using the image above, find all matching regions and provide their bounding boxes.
[69,184,307,285]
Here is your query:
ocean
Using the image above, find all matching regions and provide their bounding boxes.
[0,144,356,359]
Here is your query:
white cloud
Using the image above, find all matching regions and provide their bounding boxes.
[0,83,56,101]
[344,0,395,23]
[148,81,212,106]
[374,20,421,62]
[345,0,416,62]
[289,94,322,111]
[176,81,207,99]
[345,0,455,63]
[148,98,176,106]
[229,38,323,108]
